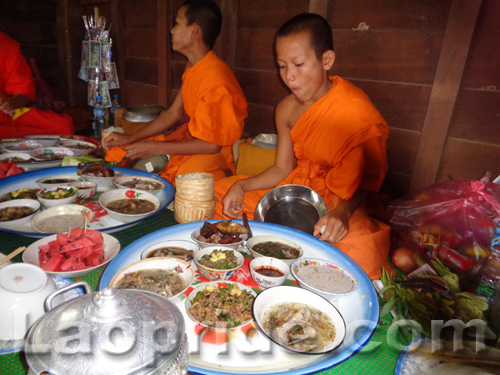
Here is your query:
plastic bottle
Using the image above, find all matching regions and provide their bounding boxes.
[477,223,500,304]
[93,95,106,140]
[110,94,121,127]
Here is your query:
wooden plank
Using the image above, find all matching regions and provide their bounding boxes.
[218,0,238,69]
[437,138,500,181]
[236,69,288,107]
[309,0,329,17]
[244,103,276,136]
[124,81,158,106]
[386,128,420,175]
[237,0,308,28]
[410,0,482,191]
[331,0,452,30]
[157,0,169,107]
[125,57,158,85]
[236,28,276,71]
[123,0,157,28]
[448,89,500,143]
[333,29,444,84]
[352,80,431,133]
[112,0,126,105]
[124,28,158,58]
[55,0,77,106]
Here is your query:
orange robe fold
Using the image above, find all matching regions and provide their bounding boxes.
[214,77,392,279]
[0,32,73,137]
[105,51,247,184]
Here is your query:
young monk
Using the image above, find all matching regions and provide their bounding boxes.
[215,13,393,279]
[0,32,74,137]
[104,0,247,183]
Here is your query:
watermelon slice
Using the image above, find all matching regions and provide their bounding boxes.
[41,254,65,272]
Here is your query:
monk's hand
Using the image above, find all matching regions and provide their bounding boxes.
[124,140,160,160]
[0,98,15,116]
[103,132,131,148]
[313,208,350,243]
[222,184,245,219]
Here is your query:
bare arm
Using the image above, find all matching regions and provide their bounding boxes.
[313,189,367,242]
[123,137,221,160]
[103,86,185,149]
[221,97,296,218]
[0,94,32,116]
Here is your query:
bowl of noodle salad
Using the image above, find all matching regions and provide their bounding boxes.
[185,281,256,329]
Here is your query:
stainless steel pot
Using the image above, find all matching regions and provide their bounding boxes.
[25,282,188,375]
[123,105,165,122]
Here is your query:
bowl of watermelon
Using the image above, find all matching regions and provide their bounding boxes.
[22,229,121,278]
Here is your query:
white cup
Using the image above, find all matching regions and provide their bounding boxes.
[0,263,56,341]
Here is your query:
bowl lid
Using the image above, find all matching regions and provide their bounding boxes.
[25,287,185,375]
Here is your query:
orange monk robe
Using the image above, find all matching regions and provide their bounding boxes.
[0,32,73,137]
[105,51,247,184]
[214,77,393,279]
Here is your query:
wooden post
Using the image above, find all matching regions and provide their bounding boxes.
[157,0,170,107]
[309,0,329,17]
[218,0,238,69]
[410,0,482,191]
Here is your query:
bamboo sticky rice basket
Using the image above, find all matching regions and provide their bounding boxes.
[174,194,216,223]
[175,173,214,201]
[174,172,216,223]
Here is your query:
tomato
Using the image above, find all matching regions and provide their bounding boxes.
[391,246,418,274]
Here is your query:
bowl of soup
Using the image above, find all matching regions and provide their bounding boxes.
[249,256,289,289]
[252,286,346,355]
[35,175,82,189]
[246,235,304,265]
[140,239,199,262]
[0,199,40,229]
[98,188,160,223]
[291,258,358,300]
[112,175,166,197]
[31,204,93,234]
[30,147,74,161]
[109,257,194,303]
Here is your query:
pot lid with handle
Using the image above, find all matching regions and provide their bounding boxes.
[25,283,186,375]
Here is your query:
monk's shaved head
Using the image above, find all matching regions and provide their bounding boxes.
[182,0,222,49]
[276,13,334,60]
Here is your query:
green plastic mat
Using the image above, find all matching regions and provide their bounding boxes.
[0,208,402,374]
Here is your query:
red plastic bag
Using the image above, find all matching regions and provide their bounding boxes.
[387,177,500,286]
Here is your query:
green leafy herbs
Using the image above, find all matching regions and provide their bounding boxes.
[380,260,488,338]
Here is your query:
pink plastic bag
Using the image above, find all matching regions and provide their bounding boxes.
[387,177,500,286]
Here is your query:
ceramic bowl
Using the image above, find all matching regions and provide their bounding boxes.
[140,239,199,261]
[70,180,97,199]
[112,175,166,197]
[22,231,121,278]
[185,281,256,329]
[193,246,244,281]
[98,188,160,223]
[80,168,123,191]
[31,204,93,234]
[0,199,40,229]
[252,285,346,355]
[291,258,358,301]
[109,257,194,303]
[0,152,31,163]
[35,174,82,189]
[191,227,248,250]
[29,147,74,161]
[249,256,289,289]
[36,186,78,208]
[0,263,57,341]
[245,235,304,266]
[56,139,97,156]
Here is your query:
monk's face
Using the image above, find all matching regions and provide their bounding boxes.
[171,6,194,53]
[276,31,333,104]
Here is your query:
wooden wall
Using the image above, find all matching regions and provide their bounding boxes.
[1,0,499,199]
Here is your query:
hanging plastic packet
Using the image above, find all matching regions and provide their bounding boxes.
[101,43,112,72]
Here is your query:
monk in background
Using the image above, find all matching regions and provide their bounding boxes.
[104,0,247,183]
[0,32,73,137]
[215,13,393,279]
